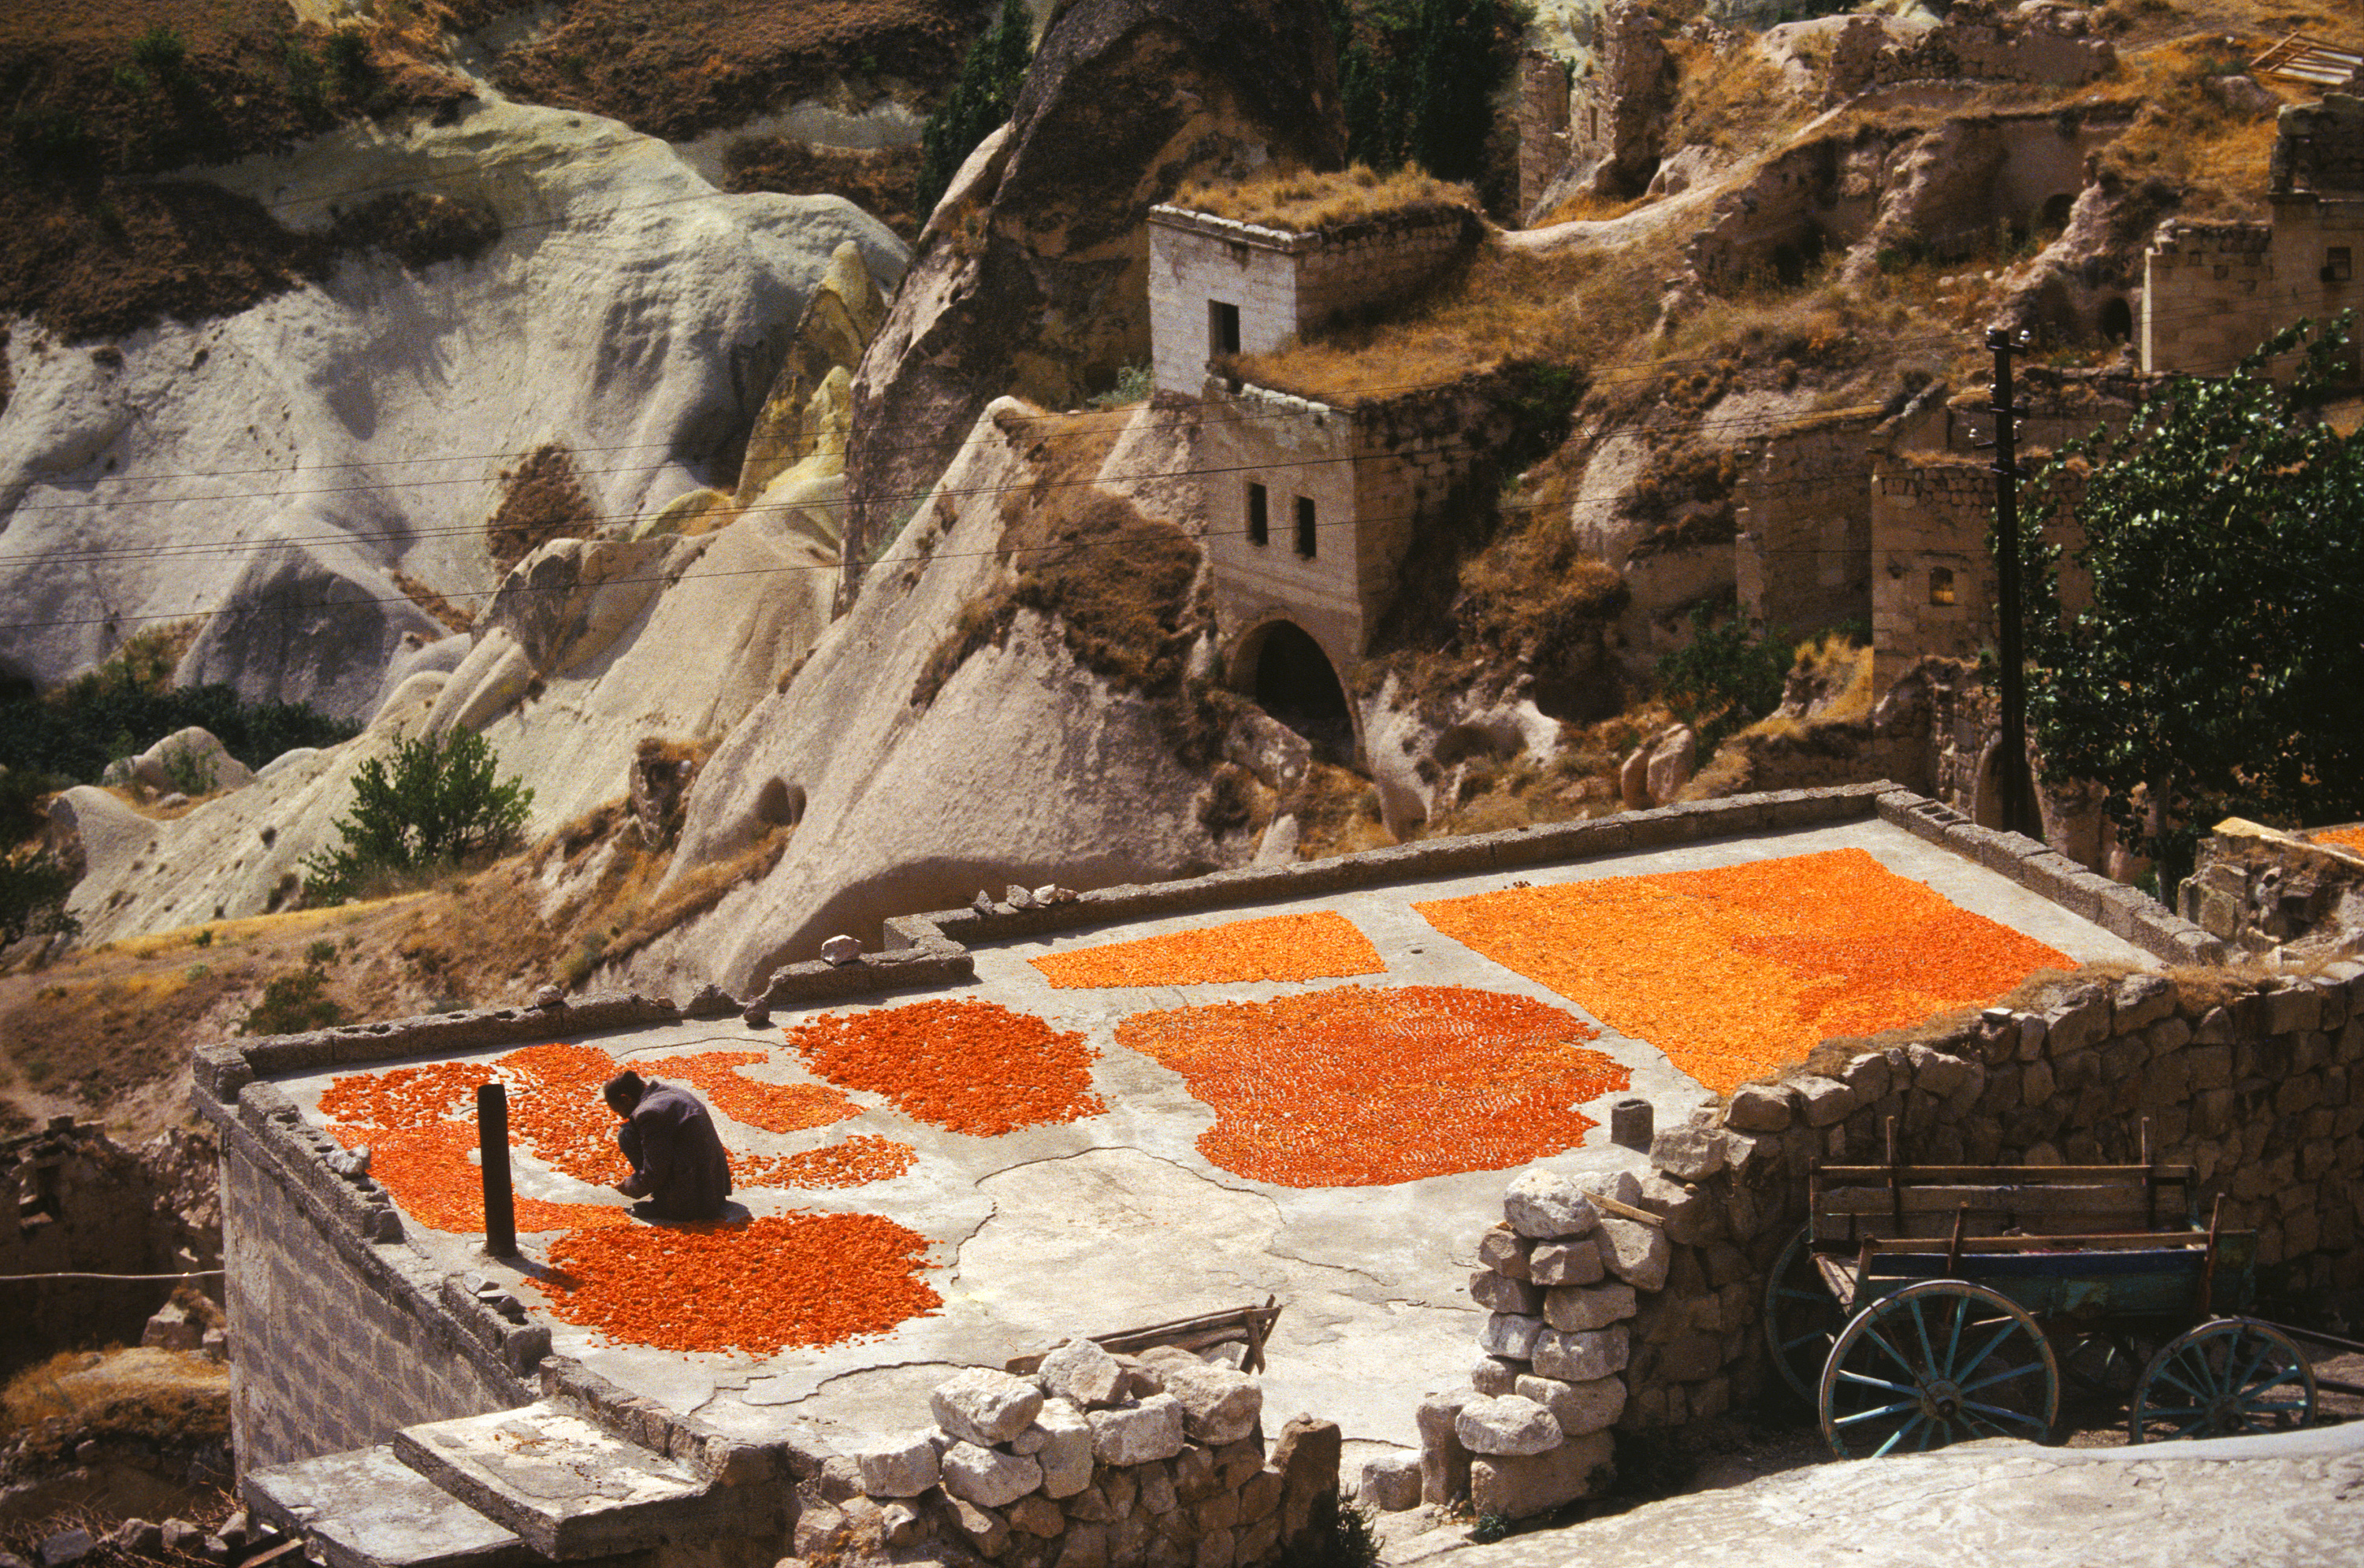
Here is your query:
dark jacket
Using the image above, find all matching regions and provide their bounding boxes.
[617,1081,732,1220]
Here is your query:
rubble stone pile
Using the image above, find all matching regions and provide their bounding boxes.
[796,1343,1340,1568]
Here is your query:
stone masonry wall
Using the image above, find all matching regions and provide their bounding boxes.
[1823,2,2116,102]
[1145,206,1477,399]
[214,1087,540,1473]
[1516,51,1572,217]
[1732,405,1882,637]
[792,1351,1337,1568]
[2180,820,2364,959]
[1,1120,214,1376]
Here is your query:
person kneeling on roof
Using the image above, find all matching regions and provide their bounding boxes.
[602,1069,732,1221]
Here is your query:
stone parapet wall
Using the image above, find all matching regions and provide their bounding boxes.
[2272,93,2364,197]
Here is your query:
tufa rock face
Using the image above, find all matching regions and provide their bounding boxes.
[842,0,1344,582]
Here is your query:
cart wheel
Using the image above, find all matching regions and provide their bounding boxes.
[1764,1224,1844,1403]
[2128,1318,2318,1443]
[1819,1280,2059,1458]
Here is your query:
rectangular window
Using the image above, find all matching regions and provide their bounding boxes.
[2327,246,2353,284]
[1210,299,1241,355]
[1295,496,1318,559]
[1246,482,1269,547]
[1929,567,1956,606]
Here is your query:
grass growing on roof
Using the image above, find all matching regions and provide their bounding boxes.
[1169,162,1476,232]
[1031,910,1385,988]
[1117,985,1626,1188]
[1414,848,2074,1096]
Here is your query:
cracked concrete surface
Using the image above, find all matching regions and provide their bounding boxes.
[1386,1425,2364,1568]
[270,817,2150,1460]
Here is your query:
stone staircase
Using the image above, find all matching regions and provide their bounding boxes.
[243,1402,790,1568]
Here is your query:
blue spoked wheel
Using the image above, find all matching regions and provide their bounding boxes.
[2128,1318,2317,1443]
[1819,1280,2060,1458]
[1765,1224,1845,1403]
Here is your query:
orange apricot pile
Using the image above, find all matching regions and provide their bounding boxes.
[1116,985,1626,1188]
[1031,911,1385,988]
[736,1135,917,1191]
[2316,825,2364,857]
[333,1122,631,1235]
[635,1050,860,1135]
[539,1212,942,1354]
[1414,847,2075,1096]
[786,999,1106,1135]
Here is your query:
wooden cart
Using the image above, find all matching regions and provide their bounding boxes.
[1763,1123,2318,1457]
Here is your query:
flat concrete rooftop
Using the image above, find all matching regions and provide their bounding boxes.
[272,814,2150,1468]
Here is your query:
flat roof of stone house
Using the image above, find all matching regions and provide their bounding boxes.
[200,783,2210,1466]
[1147,197,1479,252]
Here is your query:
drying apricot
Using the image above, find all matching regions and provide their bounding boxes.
[1117,985,1626,1187]
[1414,847,2073,1095]
[786,999,1104,1135]
[1031,910,1385,988]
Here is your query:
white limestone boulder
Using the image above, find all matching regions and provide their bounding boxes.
[931,1368,1045,1448]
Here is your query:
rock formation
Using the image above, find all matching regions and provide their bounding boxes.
[840,0,1346,585]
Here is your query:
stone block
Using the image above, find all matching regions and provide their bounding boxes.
[2266,987,2323,1037]
[1007,1495,1065,1538]
[1478,1312,1545,1359]
[1236,1467,1282,1524]
[1542,1283,1636,1333]
[1089,1396,1187,1466]
[1455,1396,1562,1457]
[1795,1077,1856,1127]
[1648,1124,1726,1180]
[944,1444,1044,1509]
[1470,1271,1542,1313]
[1414,1395,1470,1507]
[1532,1325,1629,1383]
[942,1496,1010,1559]
[1040,1339,1128,1409]
[1161,1365,1261,1446]
[1470,1355,1524,1396]
[1032,1401,1095,1498]
[1723,1083,1796,1132]
[1466,1430,1614,1521]
[1529,1238,1604,1286]
[1360,1453,1422,1512]
[1504,1170,1600,1239]
[1513,1373,1625,1437]
[1057,1524,1109,1568]
[1594,1217,1671,1291]
[856,1429,942,1498]
[2114,975,2176,1033]
[936,1369,1047,1448]
[1171,1445,1218,1505]
[1476,1224,1533,1280]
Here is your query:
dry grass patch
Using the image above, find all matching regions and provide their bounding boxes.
[486,443,597,574]
[1231,228,1680,404]
[2093,35,2310,219]
[724,137,924,243]
[1169,163,1477,233]
[1664,33,1810,157]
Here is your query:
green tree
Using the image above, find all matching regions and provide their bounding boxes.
[303,730,533,903]
[1655,604,1793,750]
[915,0,1035,221]
[1329,0,1509,184]
[0,849,79,952]
[2016,316,2364,890]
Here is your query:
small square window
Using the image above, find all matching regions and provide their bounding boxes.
[1210,300,1241,356]
[1295,496,1318,559]
[1246,482,1269,547]
[1929,567,1956,606]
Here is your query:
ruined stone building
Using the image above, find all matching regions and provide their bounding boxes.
[1144,196,1484,753]
[2142,94,2364,376]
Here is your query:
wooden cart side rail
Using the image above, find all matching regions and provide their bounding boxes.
[1816,1184,2195,1217]
[1005,1298,1284,1376]
[1843,1230,2228,1254]
[1814,1164,2197,1184]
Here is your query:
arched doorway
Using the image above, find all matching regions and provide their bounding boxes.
[1235,620,1355,765]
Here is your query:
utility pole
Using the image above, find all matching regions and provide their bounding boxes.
[1986,326,2035,840]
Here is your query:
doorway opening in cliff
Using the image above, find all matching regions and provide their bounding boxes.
[1239,621,1354,766]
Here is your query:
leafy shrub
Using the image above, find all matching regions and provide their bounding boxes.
[0,669,355,787]
[914,0,1032,220]
[159,741,217,797]
[304,938,337,966]
[130,28,189,81]
[240,964,343,1035]
[1656,604,1794,751]
[0,850,80,951]
[303,730,533,904]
